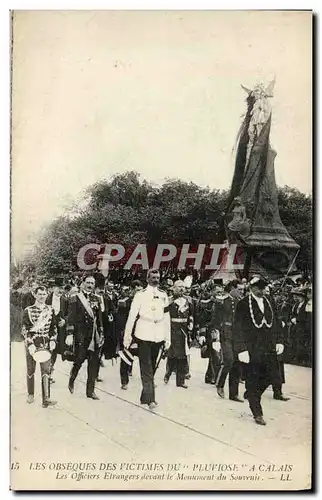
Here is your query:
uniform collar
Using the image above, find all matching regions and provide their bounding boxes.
[35,302,47,310]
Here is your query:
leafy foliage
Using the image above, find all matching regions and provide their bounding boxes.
[23,172,312,276]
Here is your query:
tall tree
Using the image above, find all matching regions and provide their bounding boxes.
[23,172,312,276]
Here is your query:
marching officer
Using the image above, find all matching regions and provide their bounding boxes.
[265,286,290,402]
[123,269,170,410]
[22,285,57,408]
[290,288,312,366]
[45,276,68,382]
[117,280,143,390]
[233,276,285,426]
[164,280,194,388]
[94,273,109,382]
[66,275,104,400]
[211,280,243,402]
[190,284,201,346]
[196,288,220,385]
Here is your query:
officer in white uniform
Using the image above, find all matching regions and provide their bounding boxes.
[124,269,170,410]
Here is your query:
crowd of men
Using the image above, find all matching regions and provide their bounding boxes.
[10,269,312,425]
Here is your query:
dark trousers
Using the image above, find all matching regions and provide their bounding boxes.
[215,341,240,398]
[50,326,65,371]
[50,350,58,375]
[138,340,162,404]
[96,347,104,379]
[272,360,285,396]
[165,357,187,386]
[185,355,190,375]
[120,359,132,386]
[25,347,51,403]
[69,345,100,396]
[245,355,281,417]
[205,349,221,382]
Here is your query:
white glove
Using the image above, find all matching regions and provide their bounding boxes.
[291,318,297,325]
[276,344,284,355]
[282,321,285,328]
[65,334,74,347]
[238,351,250,364]
[212,341,221,352]
[28,344,36,356]
[108,314,114,323]
[164,341,171,351]
[199,336,206,345]
[58,318,65,328]
[187,323,193,332]
[49,340,56,351]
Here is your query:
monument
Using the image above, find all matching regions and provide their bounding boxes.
[219,80,300,280]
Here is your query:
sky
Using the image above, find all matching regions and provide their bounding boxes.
[11,10,312,259]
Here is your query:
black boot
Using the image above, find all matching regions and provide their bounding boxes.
[42,373,57,408]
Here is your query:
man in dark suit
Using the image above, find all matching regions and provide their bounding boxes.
[290,288,312,366]
[66,275,104,400]
[212,280,243,402]
[46,276,68,382]
[117,280,143,390]
[234,276,285,426]
[196,288,220,385]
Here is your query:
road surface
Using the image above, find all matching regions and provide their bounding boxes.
[10,341,312,491]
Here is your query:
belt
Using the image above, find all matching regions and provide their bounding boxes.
[139,316,163,324]
[171,318,188,323]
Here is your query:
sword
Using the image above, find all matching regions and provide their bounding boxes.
[154,344,167,375]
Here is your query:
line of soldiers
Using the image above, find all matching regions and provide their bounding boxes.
[14,271,312,425]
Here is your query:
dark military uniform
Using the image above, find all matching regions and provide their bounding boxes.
[290,298,312,367]
[46,292,68,376]
[101,292,118,361]
[116,294,134,387]
[22,304,57,405]
[165,296,193,387]
[212,293,241,398]
[196,296,221,384]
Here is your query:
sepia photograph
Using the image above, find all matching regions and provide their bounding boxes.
[10,9,312,491]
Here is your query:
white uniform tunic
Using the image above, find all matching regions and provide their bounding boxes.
[124,285,171,345]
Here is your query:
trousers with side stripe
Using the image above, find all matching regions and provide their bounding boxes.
[214,340,240,398]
